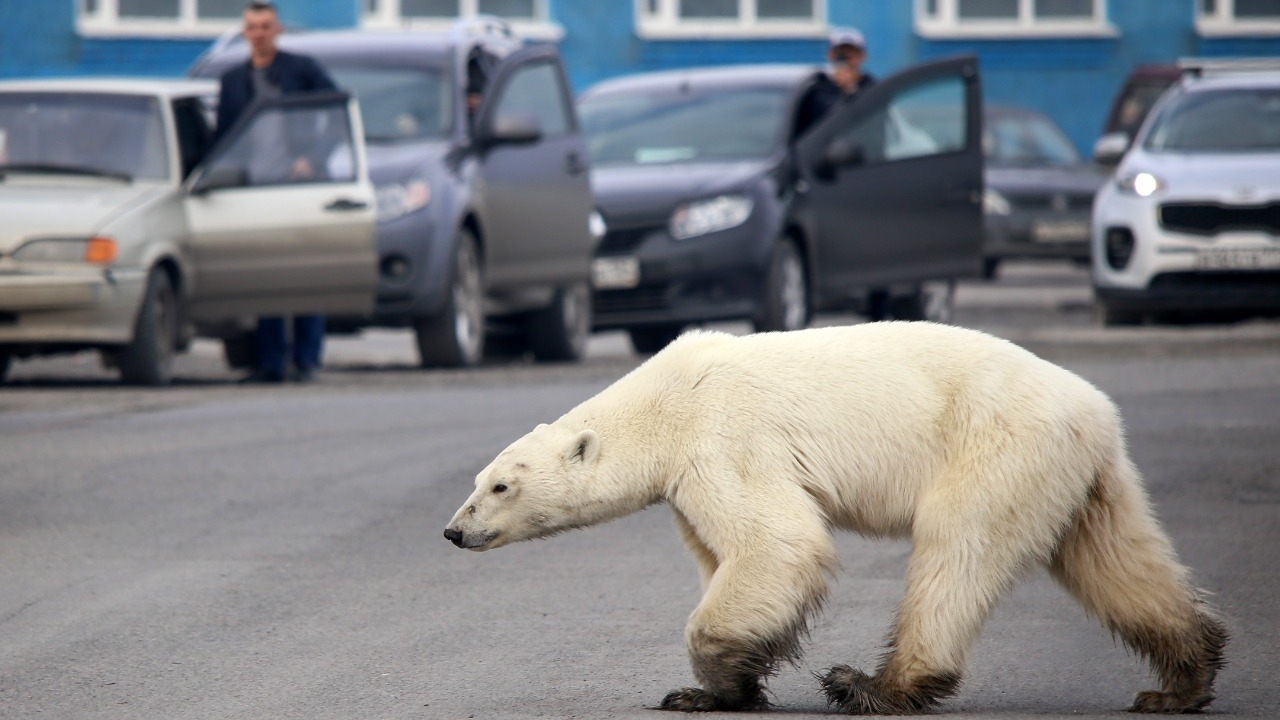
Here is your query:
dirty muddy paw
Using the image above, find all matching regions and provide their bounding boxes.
[659,687,721,712]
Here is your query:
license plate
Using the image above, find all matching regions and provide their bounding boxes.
[1195,248,1280,270]
[591,256,640,289]
[1030,219,1090,243]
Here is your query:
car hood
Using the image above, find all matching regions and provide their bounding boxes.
[1121,151,1280,200]
[986,165,1108,195]
[0,182,164,254]
[365,141,452,186]
[590,161,771,223]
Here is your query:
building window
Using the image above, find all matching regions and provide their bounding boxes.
[636,0,826,39]
[1198,0,1280,35]
[78,0,247,36]
[364,0,561,39]
[915,0,1116,38]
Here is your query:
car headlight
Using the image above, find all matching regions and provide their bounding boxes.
[589,209,607,241]
[670,194,753,241]
[1116,171,1165,198]
[13,237,117,264]
[983,188,1011,216]
[375,180,431,223]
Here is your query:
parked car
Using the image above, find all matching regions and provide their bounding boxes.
[577,57,983,353]
[1091,67,1280,326]
[189,18,599,367]
[981,105,1106,279]
[1092,63,1181,166]
[0,77,376,385]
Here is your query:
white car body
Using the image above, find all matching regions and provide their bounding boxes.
[1091,71,1280,324]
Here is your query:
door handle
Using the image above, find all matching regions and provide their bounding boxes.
[565,153,587,176]
[325,198,369,212]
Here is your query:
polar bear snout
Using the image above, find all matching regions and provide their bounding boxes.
[443,527,465,547]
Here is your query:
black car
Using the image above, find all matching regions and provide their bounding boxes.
[189,18,598,367]
[980,105,1107,279]
[577,57,984,353]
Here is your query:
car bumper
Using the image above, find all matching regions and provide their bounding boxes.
[984,210,1091,261]
[1092,189,1280,313]
[590,221,770,331]
[0,266,144,344]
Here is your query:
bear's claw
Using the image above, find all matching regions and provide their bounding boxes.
[1128,689,1215,714]
[820,664,960,715]
[659,687,721,712]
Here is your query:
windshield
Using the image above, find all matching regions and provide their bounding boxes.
[579,86,790,166]
[984,112,1081,167]
[329,65,453,143]
[0,92,168,180]
[1144,87,1280,153]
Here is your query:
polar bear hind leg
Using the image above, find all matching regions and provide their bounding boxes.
[1048,453,1227,713]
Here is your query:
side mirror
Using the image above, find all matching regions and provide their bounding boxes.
[482,113,543,147]
[1092,132,1131,166]
[813,138,865,181]
[190,165,249,195]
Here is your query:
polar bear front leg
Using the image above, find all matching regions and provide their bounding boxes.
[661,487,835,712]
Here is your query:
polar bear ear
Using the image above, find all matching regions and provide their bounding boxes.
[564,429,600,465]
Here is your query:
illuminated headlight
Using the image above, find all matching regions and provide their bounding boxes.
[1116,171,1164,198]
[983,188,1011,216]
[589,209,607,241]
[13,237,117,264]
[375,180,431,222]
[670,194,753,241]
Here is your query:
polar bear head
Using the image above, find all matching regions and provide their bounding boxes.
[443,423,601,551]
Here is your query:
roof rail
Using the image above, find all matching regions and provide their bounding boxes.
[449,14,515,41]
[1178,57,1280,78]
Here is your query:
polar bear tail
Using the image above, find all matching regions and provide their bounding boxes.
[1048,451,1228,713]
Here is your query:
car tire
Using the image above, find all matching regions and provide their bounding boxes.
[982,257,1001,281]
[0,350,11,384]
[529,282,591,362]
[753,240,809,334]
[896,279,956,324]
[117,268,178,386]
[1099,303,1144,327]
[627,324,685,355]
[415,229,484,368]
[222,331,257,371]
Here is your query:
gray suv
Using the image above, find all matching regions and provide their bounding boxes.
[190,18,598,367]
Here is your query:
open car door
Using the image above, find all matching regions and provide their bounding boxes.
[183,91,377,321]
[795,56,983,296]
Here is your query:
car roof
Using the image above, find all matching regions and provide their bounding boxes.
[1178,70,1280,93]
[582,64,822,97]
[0,76,217,99]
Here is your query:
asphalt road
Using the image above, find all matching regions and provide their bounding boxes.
[2,262,1278,719]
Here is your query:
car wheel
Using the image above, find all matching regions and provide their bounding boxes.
[1099,303,1144,327]
[529,282,591,362]
[117,268,178,386]
[222,331,257,371]
[753,240,809,334]
[896,279,956,324]
[627,324,685,354]
[982,257,1000,281]
[0,350,11,384]
[415,229,484,368]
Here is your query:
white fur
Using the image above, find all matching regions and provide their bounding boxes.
[445,322,1225,712]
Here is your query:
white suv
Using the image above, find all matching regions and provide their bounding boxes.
[1091,66,1280,325]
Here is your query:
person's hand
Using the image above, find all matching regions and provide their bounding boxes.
[290,157,316,180]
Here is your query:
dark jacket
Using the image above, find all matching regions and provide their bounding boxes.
[794,72,876,138]
[214,49,337,141]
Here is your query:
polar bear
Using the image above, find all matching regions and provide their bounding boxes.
[443,322,1226,714]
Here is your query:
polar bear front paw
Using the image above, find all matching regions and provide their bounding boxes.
[820,664,959,715]
[659,687,721,712]
[1128,689,1214,714]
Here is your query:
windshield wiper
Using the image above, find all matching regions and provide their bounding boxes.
[0,163,133,182]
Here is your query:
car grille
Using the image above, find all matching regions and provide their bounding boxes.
[597,225,661,255]
[1007,191,1094,212]
[1159,202,1280,236]
[593,285,669,314]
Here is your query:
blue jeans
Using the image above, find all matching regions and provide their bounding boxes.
[255,315,325,377]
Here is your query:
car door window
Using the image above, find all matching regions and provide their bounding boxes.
[836,75,966,164]
[172,97,213,178]
[491,60,571,137]
[203,97,358,187]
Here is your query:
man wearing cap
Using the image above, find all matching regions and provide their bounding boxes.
[795,26,876,136]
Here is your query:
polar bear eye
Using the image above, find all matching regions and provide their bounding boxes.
[493,483,508,493]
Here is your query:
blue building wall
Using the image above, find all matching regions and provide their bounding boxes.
[2,1,1279,154]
